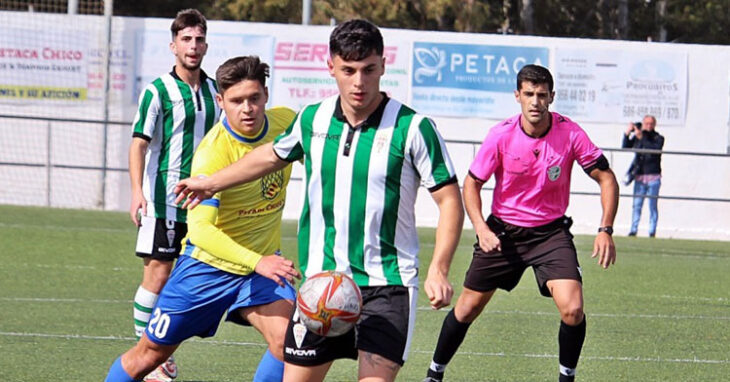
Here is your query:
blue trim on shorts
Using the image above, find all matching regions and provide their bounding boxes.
[145,254,295,345]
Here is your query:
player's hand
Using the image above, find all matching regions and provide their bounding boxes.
[174,175,213,209]
[476,226,501,253]
[592,232,616,269]
[424,270,453,310]
[129,190,146,227]
[254,254,301,287]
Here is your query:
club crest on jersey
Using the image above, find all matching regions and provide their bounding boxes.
[260,170,284,200]
[548,165,561,181]
[374,134,389,154]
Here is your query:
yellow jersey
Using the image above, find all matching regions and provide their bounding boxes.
[180,107,296,275]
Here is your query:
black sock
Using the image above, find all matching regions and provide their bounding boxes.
[558,316,586,379]
[558,374,575,382]
[429,309,473,374]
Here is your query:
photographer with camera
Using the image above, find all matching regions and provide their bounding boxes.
[622,115,664,237]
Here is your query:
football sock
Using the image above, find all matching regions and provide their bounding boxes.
[558,316,586,381]
[558,366,576,381]
[105,356,141,382]
[253,349,284,382]
[133,286,158,340]
[427,309,473,379]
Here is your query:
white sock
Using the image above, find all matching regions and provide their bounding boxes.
[133,286,158,339]
[560,364,576,377]
[430,360,447,373]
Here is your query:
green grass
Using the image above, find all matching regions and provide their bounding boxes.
[0,204,728,381]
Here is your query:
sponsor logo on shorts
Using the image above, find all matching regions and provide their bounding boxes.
[285,347,317,357]
[157,247,176,253]
[577,266,583,277]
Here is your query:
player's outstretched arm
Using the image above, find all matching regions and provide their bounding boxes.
[424,182,464,310]
[463,174,501,252]
[589,167,619,269]
[174,142,289,208]
[254,254,301,287]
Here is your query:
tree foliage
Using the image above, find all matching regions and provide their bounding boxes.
[112,0,730,45]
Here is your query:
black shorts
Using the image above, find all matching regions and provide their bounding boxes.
[283,285,416,367]
[134,216,187,261]
[463,215,581,297]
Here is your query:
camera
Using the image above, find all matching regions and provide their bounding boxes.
[633,122,642,129]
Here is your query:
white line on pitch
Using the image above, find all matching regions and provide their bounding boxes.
[1,331,726,365]
[10,263,132,272]
[416,307,730,321]
[0,331,266,347]
[0,222,298,241]
[410,349,730,365]
[0,222,131,233]
[2,297,728,321]
[0,297,130,304]
[627,293,729,303]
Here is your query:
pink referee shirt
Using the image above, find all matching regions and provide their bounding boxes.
[469,112,603,227]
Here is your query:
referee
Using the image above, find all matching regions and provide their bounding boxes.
[424,65,619,382]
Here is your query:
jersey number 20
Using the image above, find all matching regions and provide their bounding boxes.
[148,307,171,339]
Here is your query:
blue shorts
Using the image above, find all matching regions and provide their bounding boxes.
[145,254,296,346]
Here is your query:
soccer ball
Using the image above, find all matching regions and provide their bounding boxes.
[296,270,363,337]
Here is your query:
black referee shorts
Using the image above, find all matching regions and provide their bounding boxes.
[463,215,581,297]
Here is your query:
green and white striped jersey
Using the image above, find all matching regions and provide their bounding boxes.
[273,94,456,288]
[132,69,220,223]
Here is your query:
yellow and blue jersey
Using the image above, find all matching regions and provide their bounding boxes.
[181,107,296,275]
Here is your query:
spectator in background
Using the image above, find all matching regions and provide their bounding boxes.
[623,115,664,237]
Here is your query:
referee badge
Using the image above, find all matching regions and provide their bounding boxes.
[548,165,561,181]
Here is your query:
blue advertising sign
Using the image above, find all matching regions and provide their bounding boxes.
[411,42,549,118]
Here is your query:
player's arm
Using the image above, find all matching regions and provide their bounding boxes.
[463,173,501,253]
[128,138,149,226]
[128,87,160,226]
[424,182,464,310]
[175,142,289,208]
[588,165,619,269]
[187,199,299,285]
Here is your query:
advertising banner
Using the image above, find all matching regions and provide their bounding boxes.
[271,31,410,110]
[134,29,274,102]
[552,48,687,124]
[0,28,89,102]
[410,42,549,118]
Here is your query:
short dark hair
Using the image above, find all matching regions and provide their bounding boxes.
[216,56,269,94]
[329,19,384,61]
[516,64,554,92]
[171,9,207,39]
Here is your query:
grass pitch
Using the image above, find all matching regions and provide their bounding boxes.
[0,205,728,381]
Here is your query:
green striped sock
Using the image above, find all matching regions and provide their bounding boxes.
[133,286,158,340]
